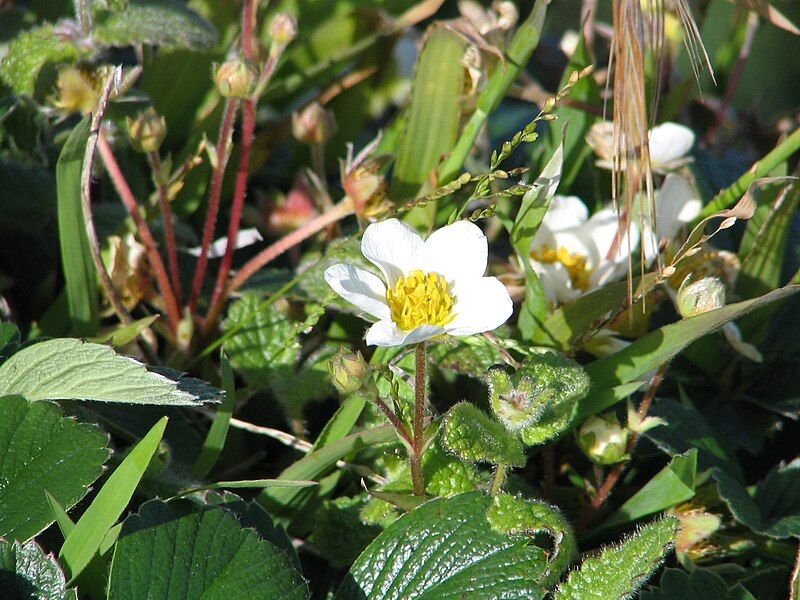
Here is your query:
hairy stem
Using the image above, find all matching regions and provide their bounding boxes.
[375,397,413,446]
[410,342,427,496]
[489,464,509,496]
[148,151,182,301]
[188,97,239,313]
[97,133,181,334]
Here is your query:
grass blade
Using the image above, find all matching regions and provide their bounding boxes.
[192,350,236,478]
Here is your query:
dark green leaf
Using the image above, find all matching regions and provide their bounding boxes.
[640,567,757,600]
[0,538,74,600]
[441,402,527,467]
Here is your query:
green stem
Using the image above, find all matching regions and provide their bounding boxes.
[488,464,509,496]
[410,342,427,496]
[693,127,800,224]
[437,0,549,185]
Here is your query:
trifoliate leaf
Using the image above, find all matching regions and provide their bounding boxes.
[0,539,75,600]
[441,402,527,467]
[553,516,678,600]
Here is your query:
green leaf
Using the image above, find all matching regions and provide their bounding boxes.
[640,567,757,600]
[59,417,167,581]
[585,286,800,392]
[87,315,159,347]
[592,451,697,535]
[336,493,548,599]
[0,25,81,95]
[193,350,236,478]
[0,395,109,542]
[93,0,218,50]
[0,538,74,600]
[553,516,678,600]
[513,142,564,339]
[486,493,577,585]
[0,338,222,405]
[391,26,466,203]
[107,500,308,599]
[534,274,661,351]
[56,117,99,337]
[518,352,590,446]
[428,336,505,377]
[715,459,800,539]
[312,393,367,450]
[441,402,527,467]
[311,496,383,568]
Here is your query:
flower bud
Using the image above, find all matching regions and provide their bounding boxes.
[675,509,721,556]
[577,414,629,465]
[126,108,167,154]
[269,13,297,47]
[677,276,726,318]
[214,58,258,98]
[329,349,371,395]
[343,163,389,218]
[292,102,336,145]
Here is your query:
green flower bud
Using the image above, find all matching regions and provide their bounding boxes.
[292,102,336,145]
[126,108,167,154]
[576,414,629,465]
[328,349,371,395]
[269,13,297,47]
[677,276,726,318]
[214,58,258,99]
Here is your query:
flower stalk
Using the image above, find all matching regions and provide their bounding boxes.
[411,341,427,496]
[147,151,182,301]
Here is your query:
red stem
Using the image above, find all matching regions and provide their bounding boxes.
[188,98,239,314]
[149,152,182,301]
[97,133,181,333]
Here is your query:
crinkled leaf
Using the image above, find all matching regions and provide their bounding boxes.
[429,336,506,376]
[640,567,757,600]
[107,500,308,599]
[0,538,74,600]
[312,496,383,568]
[0,338,221,405]
[441,402,527,467]
[554,516,678,600]
[0,395,109,542]
[0,25,81,95]
[336,492,548,600]
[715,459,800,539]
[93,0,218,50]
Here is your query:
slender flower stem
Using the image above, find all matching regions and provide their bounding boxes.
[188,97,239,314]
[97,133,181,334]
[410,342,427,496]
[374,397,413,446]
[148,151,181,301]
[488,464,509,496]
[202,198,355,335]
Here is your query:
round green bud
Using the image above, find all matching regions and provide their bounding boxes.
[269,13,297,47]
[677,276,726,318]
[328,349,371,395]
[214,58,258,99]
[126,108,167,154]
[576,414,629,465]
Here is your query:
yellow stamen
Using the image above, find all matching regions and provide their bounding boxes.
[530,244,592,291]
[386,270,455,331]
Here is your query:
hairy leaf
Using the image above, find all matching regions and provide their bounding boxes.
[0,395,109,542]
[0,25,80,95]
[0,338,222,405]
[336,493,548,599]
[441,402,527,467]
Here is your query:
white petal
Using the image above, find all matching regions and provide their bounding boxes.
[186,227,263,258]
[323,264,390,321]
[446,277,513,335]
[655,174,701,240]
[584,208,639,266]
[361,219,422,286]
[414,220,488,282]
[649,122,694,168]
[365,321,444,347]
[542,195,589,232]
[641,223,659,265]
[531,260,577,304]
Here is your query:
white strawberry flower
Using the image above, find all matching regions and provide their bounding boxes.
[641,173,702,263]
[587,121,695,172]
[324,219,513,347]
[529,195,639,305]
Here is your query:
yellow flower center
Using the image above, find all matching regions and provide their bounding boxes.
[386,270,455,331]
[530,244,592,291]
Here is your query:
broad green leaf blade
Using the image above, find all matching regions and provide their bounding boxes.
[441,402,527,467]
[56,118,98,337]
[193,350,236,478]
[312,496,383,568]
[93,0,218,50]
[585,286,799,392]
[534,273,661,351]
[640,567,757,600]
[0,538,74,600]
[60,417,167,581]
[513,142,564,339]
[553,516,678,600]
[336,493,548,599]
[715,459,800,539]
[0,338,222,405]
[0,25,81,95]
[107,501,308,599]
[258,425,397,517]
[391,26,466,203]
[592,450,697,535]
[0,395,109,542]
